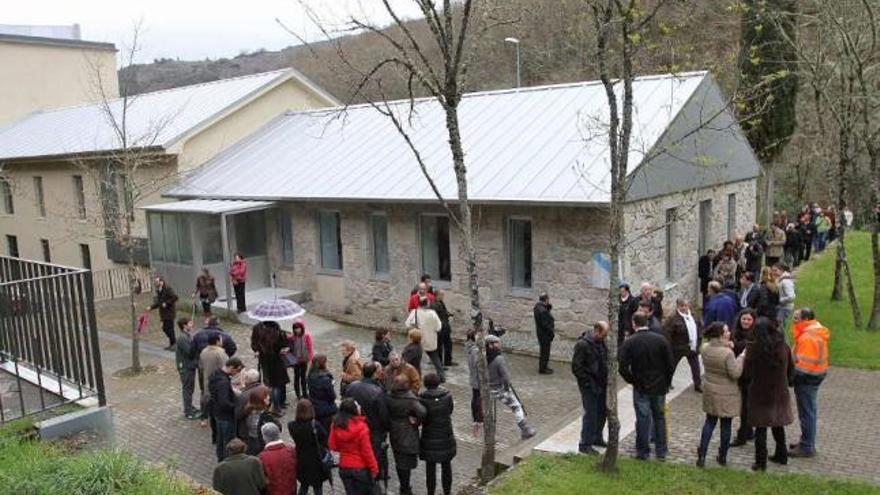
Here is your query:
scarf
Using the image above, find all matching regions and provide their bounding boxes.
[679,310,698,351]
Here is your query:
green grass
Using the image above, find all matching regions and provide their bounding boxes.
[0,420,195,495]
[793,231,879,369]
[490,454,880,495]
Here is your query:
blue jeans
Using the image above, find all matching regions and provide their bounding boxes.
[340,468,374,495]
[633,389,667,459]
[579,386,607,451]
[814,231,828,252]
[793,372,825,453]
[698,414,732,460]
[215,418,236,461]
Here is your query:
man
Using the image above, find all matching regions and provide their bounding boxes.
[617,284,640,346]
[533,293,556,374]
[175,317,200,419]
[432,289,456,366]
[738,272,765,311]
[209,356,245,461]
[407,281,436,311]
[789,308,829,458]
[200,333,229,438]
[145,276,178,350]
[406,296,445,381]
[766,222,786,267]
[798,214,814,262]
[345,362,391,486]
[662,299,703,393]
[411,273,435,296]
[212,438,266,495]
[698,249,718,304]
[774,263,797,326]
[619,312,675,460]
[193,316,238,358]
[230,253,248,313]
[784,223,802,267]
[637,300,662,334]
[571,321,609,454]
[258,423,297,495]
[234,368,263,424]
[703,281,737,329]
[486,334,537,439]
[384,351,421,394]
[639,282,663,320]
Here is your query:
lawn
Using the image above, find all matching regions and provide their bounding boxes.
[0,418,198,495]
[793,231,879,369]
[490,454,880,495]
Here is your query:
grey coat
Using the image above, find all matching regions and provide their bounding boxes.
[700,340,744,418]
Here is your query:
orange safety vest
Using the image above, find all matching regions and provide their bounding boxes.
[791,320,830,375]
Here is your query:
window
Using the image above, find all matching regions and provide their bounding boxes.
[727,193,737,240]
[202,217,223,264]
[698,199,713,255]
[665,208,677,279]
[149,213,165,262]
[508,218,532,288]
[318,211,343,271]
[420,215,451,282]
[72,175,86,219]
[33,177,45,217]
[148,213,193,265]
[177,216,193,265]
[1,178,13,214]
[6,235,19,257]
[371,213,389,275]
[41,239,51,262]
[80,243,91,269]
[278,210,294,266]
[235,210,267,258]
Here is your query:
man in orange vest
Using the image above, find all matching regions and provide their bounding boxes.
[789,307,829,458]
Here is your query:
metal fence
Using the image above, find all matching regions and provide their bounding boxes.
[92,266,153,302]
[0,256,106,423]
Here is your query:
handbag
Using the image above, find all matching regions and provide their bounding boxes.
[313,420,336,478]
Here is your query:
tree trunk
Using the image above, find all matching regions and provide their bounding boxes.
[832,253,843,300]
[869,226,880,331]
[602,203,623,472]
[125,212,141,372]
[838,226,863,329]
[760,164,775,228]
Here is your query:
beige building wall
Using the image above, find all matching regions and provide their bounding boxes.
[176,79,337,171]
[0,38,118,126]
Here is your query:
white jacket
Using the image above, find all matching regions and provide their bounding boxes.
[778,274,796,310]
[406,308,441,352]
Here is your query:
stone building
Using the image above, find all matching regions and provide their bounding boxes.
[145,72,760,349]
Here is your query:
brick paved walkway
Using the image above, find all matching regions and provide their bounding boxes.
[96,297,582,493]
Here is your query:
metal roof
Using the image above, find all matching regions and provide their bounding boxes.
[167,72,712,205]
[0,24,82,40]
[0,69,309,161]
[140,199,275,214]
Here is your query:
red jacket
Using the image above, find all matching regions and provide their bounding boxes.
[407,292,435,311]
[230,259,247,283]
[258,442,297,495]
[328,416,378,477]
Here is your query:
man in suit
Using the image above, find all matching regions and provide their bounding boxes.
[698,249,717,305]
[738,272,764,311]
[662,299,703,393]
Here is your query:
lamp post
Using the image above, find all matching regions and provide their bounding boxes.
[504,37,521,88]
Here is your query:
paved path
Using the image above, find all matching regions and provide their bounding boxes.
[95,297,582,493]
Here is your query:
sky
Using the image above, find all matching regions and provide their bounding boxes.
[3,0,425,63]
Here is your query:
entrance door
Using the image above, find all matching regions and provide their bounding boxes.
[232,210,269,290]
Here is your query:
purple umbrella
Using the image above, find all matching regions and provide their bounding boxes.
[247,299,306,323]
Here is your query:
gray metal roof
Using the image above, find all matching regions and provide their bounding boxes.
[0,24,82,40]
[140,199,275,214]
[0,69,308,161]
[167,72,716,205]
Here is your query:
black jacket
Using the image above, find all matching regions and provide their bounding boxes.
[150,285,178,321]
[661,313,701,357]
[419,387,457,463]
[698,255,717,293]
[209,368,236,421]
[193,327,238,358]
[744,241,764,272]
[372,340,393,366]
[533,301,555,343]
[175,331,198,371]
[432,300,452,335]
[739,284,765,311]
[307,370,338,419]
[784,228,801,251]
[618,329,674,396]
[402,343,422,372]
[344,378,390,436]
[617,296,640,341]
[387,389,426,456]
[288,419,329,484]
[758,284,779,319]
[571,331,608,392]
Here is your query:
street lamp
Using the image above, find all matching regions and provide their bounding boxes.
[504,37,521,88]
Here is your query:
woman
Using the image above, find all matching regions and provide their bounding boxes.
[371,328,393,366]
[696,322,745,468]
[713,252,738,289]
[388,375,426,495]
[743,317,794,471]
[405,296,444,381]
[287,321,314,399]
[237,385,280,455]
[402,329,423,375]
[328,398,378,495]
[419,373,457,495]
[731,309,757,447]
[194,268,218,316]
[339,340,363,396]
[758,266,779,320]
[307,354,337,438]
[288,399,328,495]
[431,290,454,366]
[252,321,290,414]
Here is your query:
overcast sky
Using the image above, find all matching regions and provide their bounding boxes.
[4,0,425,63]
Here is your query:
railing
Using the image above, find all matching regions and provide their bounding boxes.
[91,266,153,302]
[0,256,106,423]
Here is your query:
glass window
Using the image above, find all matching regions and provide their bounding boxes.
[420,215,451,282]
[318,210,343,270]
[235,210,267,258]
[162,213,179,263]
[202,216,223,265]
[698,199,712,255]
[80,243,91,269]
[72,175,86,219]
[665,208,676,279]
[371,213,389,275]
[149,213,165,262]
[509,218,532,288]
[727,193,737,240]
[1,178,13,214]
[279,210,294,266]
[33,177,45,217]
[6,235,19,257]
[41,239,51,262]
[177,216,193,265]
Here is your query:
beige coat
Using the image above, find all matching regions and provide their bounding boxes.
[700,340,744,418]
[405,308,440,352]
[341,349,363,385]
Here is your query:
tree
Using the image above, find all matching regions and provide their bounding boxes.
[737,0,799,228]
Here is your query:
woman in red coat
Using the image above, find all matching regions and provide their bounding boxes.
[329,398,378,495]
[257,422,297,495]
